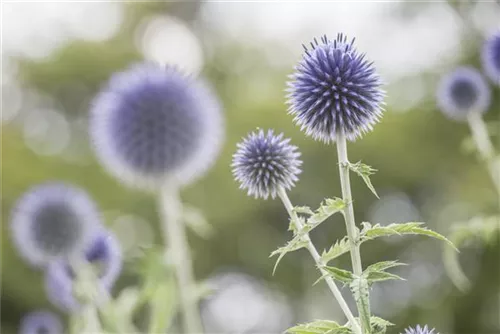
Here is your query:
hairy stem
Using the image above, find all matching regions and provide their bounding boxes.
[159,185,203,333]
[336,131,370,333]
[278,187,362,334]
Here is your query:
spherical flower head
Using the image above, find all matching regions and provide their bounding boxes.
[10,182,101,267]
[232,129,302,199]
[481,31,500,85]
[287,34,384,142]
[45,230,122,312]
[402,325,438,334]
[437,67,491,121]
[20,310,63,334]
[90,63,224,190]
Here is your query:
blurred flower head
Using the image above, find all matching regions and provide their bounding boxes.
[403,325,438,334]
[45,230,122,312]
[10,182,101,267]
[90,63,224,190]
[481,31,500,85]
[287,34,384,142]
[20,310,63,334]
[437,67,491,121]
[232,129,302,199]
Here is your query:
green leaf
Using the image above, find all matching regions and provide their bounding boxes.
[347,161,379,198]
[148,277,177,333]
[362,260,406,285]
[321,236,351,264]
[318,266,354,285]
[307,198,346,226]
[183,205,214,239]
[294,206,315,215]
[370,316,394,334]
[360,222,457,250]
[286,319,352,334]
[270,238,309,274]
[349,277,371,331]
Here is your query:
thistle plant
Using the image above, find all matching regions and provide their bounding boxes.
[90,62,224,333]
[233,34,452,334]
[402,325,438,334]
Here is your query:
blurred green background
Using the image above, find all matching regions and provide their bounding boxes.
[1,1,499,333]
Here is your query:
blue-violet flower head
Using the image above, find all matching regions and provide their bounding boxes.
[402,325,438,334]
[437,67,491,121]
[287,34,384,142]
[232,129,302,199]
[20,310,63,334]
[90,63,224,190]
[10,182,101,267]
[481,30,500,85]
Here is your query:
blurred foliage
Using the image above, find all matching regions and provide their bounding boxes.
[1,1,499,334]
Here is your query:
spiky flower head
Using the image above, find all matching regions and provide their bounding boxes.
[481,31,500,85]
[45,230,122,312]
[287,34,384,142]
[20,310,63,334]
[10,182,101,267]
[232,129,302,199]
[437,67,491,121]
[402,325,438,334]
[90,63,224,190]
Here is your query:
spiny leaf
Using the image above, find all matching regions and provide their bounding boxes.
[349,277,371,331]
[307,198,346,226]
[315,266,354,285]
[321,236,351,264]
[362,261,407,284]
[270,238,309,274]
[286,319,352,334]
[370,316,394,334]
[364,261,406,272]
[347,161,379,198]
[294,206,315,215]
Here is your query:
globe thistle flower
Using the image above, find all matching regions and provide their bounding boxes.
[90,63,224,190]
[481,31,500,85]
[20,310,63,334]
[437,67,491,121]
[10,182,101,267]
[45,230,122,312]
[232,129,302,199]
[402,325,438,334]
[287,34,384,142]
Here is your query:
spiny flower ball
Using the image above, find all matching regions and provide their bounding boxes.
[20,310,63,334]
[45,230,122,312]
[10,182,101,267]
[90,63,224,190]
[287,34,384,142]
[402,325,438,334]
[437,67,491,121]
[232,129,302,199]
[481,31,500,85]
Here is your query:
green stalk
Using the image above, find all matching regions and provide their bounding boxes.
[336,131,371,333]
[278,187,363,334]
[158,184,203,333]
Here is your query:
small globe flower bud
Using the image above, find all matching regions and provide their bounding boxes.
[45,230,122,312]
[437,67,491,121]
[402,325,438,334]
[20,310,63,334]
[232,129,302,199]
[287,34,384,142]
[10,182,101,267]
[481,31,500,85]
[90,63,224,190]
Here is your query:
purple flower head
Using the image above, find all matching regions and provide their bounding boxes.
[10,182,101,267]
[287,34,384,143]
[90,63,224,190]
[437,67,491,121]
[403,325,438,334]
[45,230,122,312]
[20,310,63,334]
[232,129,302,199]
[481,31,500,85]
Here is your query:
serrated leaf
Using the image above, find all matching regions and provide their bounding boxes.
[364,261,406,272]
[347,161,379,198]
[321,236,351,264]
[318,266,354,285]
[370,316,394,334]
[349,277,371,331]
[294,206,315,215]
[286,319,352,334]
[270,238,309,274]
[307,198,346,226]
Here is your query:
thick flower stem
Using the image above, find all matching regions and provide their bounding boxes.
[336,131,370,334]
[467,113,500,198]
[278,188,363,334]
[159,185,203,334]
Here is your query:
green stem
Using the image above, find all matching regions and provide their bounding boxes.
[336,131,370,334]
[158,185,203,333]
[278,188,362,334]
